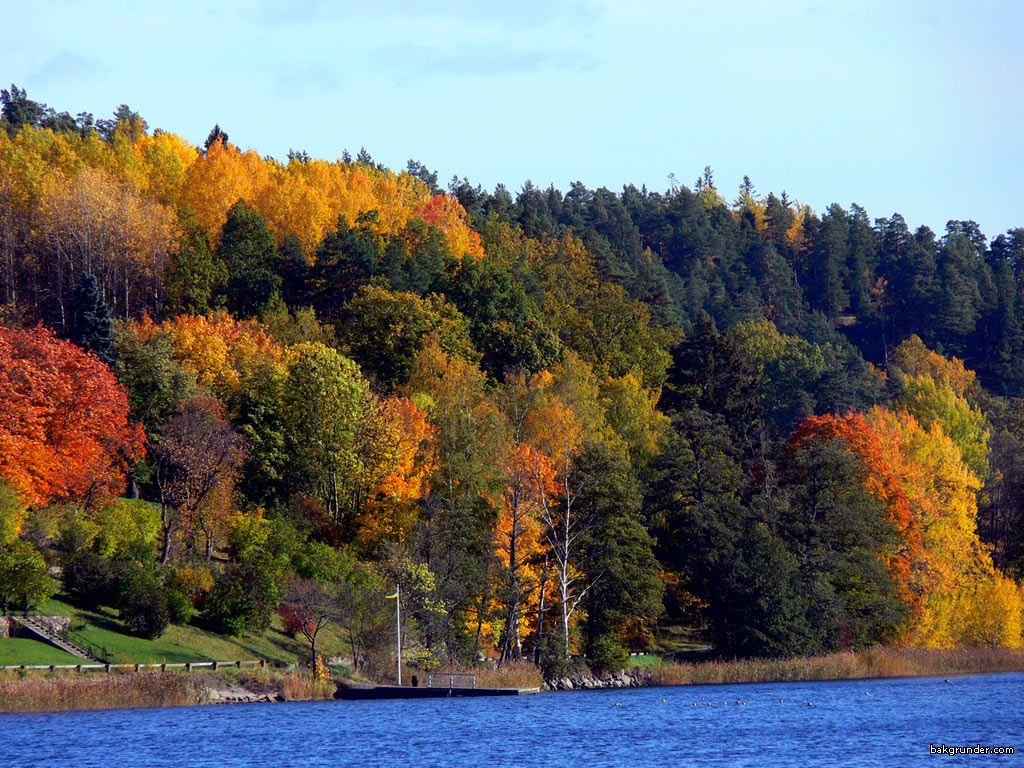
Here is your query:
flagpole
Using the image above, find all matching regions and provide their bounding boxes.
[396,583,402,686]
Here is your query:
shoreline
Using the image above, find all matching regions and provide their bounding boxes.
[2,647,1023,714]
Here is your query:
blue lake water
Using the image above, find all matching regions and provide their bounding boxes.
[4,672,1022,767]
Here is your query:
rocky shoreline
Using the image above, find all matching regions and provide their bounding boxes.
[203,679,285,704]
[543,669,650,691]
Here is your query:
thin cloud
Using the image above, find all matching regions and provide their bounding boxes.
[372,42,601,78]
[254,0,604,31]
[30,51,102,86]
[273,63,347,98]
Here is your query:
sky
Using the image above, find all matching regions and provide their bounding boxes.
[2,0,1022,237]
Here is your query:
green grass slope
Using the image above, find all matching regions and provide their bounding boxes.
[1,597,352,667]
[0,638,84,666]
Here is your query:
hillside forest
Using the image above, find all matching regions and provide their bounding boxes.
[1,86,1023,674]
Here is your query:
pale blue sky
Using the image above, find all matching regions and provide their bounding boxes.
[3,0,1021,237]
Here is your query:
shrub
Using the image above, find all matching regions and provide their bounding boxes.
[202,563,278,636]
[165,587,194,625]
[539,633,581,680]
[278,604,305,638]
[116,563,169,639]
[587,633,628,672]
[62,549,116,610]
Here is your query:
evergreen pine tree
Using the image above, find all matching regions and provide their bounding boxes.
[216,201,281,317]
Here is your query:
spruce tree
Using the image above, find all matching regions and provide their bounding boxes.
[68,272,114,364]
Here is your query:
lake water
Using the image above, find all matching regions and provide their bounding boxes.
[4,672,1022,767]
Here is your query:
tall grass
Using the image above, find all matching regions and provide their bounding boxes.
[0,670,206,713]
[646,647,1024,687]
[280,672,335,701]
[472,661,544,689]
[418,661,544,689]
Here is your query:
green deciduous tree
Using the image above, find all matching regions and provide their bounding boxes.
[0,538,53,614]
[283,342,371,526]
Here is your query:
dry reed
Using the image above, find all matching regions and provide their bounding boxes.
[646,647,1024,687]
[400,661,543,690]
[280,672,335,701]
[471,660,544,689]
[0,670,206,713]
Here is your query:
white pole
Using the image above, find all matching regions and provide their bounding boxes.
[396,583,402,686]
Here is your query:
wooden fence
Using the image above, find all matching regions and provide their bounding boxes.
[0,659,268,672]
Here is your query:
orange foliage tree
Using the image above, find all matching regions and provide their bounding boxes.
[141,312,287,410]
[495,441,556,662]
[865,406,1006,647]
[787,413,921,613]
[355,396,436,552]
[0,325,144,507]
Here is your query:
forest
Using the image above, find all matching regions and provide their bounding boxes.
[1,84,1023,675]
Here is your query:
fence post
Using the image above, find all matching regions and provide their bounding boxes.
[235,660,241,669]
[185,662,192,672]
[105,664,111,674]
[212,661,219,671]
[260,659,266,669]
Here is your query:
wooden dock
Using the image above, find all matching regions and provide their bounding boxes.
[335,684,541,700]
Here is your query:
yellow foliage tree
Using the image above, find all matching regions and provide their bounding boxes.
[866,405,1007,647]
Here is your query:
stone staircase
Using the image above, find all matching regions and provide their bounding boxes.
[10,614,98,660]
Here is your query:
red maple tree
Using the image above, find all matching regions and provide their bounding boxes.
[0,326,145,507]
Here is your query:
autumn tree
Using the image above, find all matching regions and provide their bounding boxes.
[354,396,436,554]
[154,312,286,412]
[407,335,506,661]
[866,405,996,647]
[0,325,144,507]
[154,396,247,563]
[339,284,478,389]
[37,166,178,321]
[527,389,588,659]
[495,441,554,662]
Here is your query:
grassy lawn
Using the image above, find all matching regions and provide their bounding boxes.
[0,597,354,667]
[0,638,84,666]
[627,653,663,669]
[649,623,712,654]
